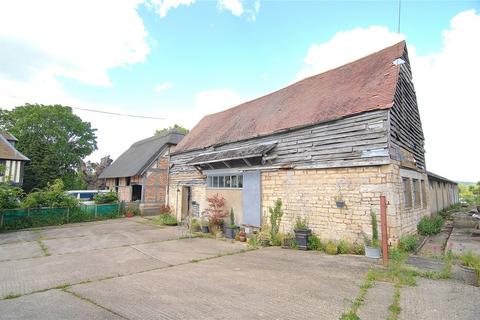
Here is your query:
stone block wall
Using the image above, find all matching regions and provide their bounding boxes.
[261,162,430,244]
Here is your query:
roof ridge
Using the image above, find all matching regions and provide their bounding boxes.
[203,41,405,119]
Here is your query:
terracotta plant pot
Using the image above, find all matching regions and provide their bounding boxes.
[125,211,134,218]
[238,231,247,242]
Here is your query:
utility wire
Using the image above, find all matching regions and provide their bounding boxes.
[71,106,165,120]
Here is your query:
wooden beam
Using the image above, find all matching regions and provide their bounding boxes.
[242,158,252,167]
[223,161,231,168]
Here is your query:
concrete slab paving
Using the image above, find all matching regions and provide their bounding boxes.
[70,248,374,320]
[0,229,39,245]
[0,240,44,261]
[447,227,480,256]
[357,281,395,320]
[400,278,480,320]
[0,245,168,298]
[42,228,178,255]
[0,289,122,320]
[132,238,247,265]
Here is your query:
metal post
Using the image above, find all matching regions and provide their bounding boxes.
[380,195,389,266]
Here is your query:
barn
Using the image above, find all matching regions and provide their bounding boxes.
[100,132,184,215]
[167,41,442,243]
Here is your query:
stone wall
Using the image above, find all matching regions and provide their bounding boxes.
[261,163,430,244]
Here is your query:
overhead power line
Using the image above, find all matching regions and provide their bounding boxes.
[72,106,165,120]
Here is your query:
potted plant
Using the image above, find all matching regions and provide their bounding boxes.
[335,196,346,209]
[225,208,238,239]
[257,228,272,246]
[125,204,139,218]
[200,218,210,233]
[364,211,381,259]
[294,216,311,250]
[238,229,247,242]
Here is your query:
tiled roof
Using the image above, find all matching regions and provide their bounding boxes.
[0,133,29,161]
[174,41,405,154]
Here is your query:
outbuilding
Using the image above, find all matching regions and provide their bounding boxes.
[167,42,438,243]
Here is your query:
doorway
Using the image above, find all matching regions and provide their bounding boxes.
[132,185,142,201]
[181,186,191,219]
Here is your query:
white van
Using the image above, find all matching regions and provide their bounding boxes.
[66,190,109,204]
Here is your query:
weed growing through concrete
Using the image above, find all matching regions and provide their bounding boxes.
[4,293,21,299]
[36,238,51,256]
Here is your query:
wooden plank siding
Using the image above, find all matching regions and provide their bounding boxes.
[170,109,390,174]
[389,48,426,171]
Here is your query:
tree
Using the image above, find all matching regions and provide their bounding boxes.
[79,155,113,189]
[0,104,97,192]
[155,124,189,136]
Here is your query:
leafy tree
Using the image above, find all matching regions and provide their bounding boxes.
[22,179,79,208]
[0,104,97,192]
[155,124,189,136]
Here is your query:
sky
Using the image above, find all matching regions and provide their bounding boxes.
[0,0,479,182]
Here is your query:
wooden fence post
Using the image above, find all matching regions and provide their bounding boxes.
[380,195,389,266]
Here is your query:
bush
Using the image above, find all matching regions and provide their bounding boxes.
[205,194,228,228]
[93,191,118,204]
[272,232,283,246]
[0,185,23,209]
[307,234,322,250]
[325,241,338,255]
[190,218,201,232]
[352,243,365,255]
[338,240,353,254]
[257,228,272,246]
[398,235,419,252]
[22,179,78,209]
[247,235,259,249]
[268,198,284,241]
[417,215,444,235]
[158,214,177,226]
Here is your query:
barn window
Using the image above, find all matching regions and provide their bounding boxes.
[421,180,427,208]
[402,178,412,209]
[207,174,243,189]
[413,179,421,207]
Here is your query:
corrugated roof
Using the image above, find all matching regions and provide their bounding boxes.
[427,171,458,185]
[0,133,29,161]
[187,143,277,165]
[174,41,406,154]
[99,132,184,179]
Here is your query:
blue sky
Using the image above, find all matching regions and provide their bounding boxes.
[0,1,479,181]
[63,1,477,113]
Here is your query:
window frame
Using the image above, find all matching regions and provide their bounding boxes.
[402,177,412,209]
[413,178,421,208]
[207,174,243,189]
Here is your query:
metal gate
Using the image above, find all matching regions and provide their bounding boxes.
[242,170,261,226]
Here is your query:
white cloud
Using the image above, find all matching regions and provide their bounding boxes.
[218,0,260,20]
[297,9,480,182]
[218,0,244,16]
[148,0,196,18]
[153,82,173,92]
[297,26,405,80]
[0,0,150,88]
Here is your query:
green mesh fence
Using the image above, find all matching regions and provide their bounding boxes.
[0,203,120,231]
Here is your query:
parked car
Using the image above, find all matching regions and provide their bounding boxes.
[66,190,109,205]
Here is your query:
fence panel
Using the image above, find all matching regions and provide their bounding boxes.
[0,203,121,231]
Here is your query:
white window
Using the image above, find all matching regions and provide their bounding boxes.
[207,174,243,189]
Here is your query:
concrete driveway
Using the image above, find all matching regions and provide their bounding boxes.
[0,217,479,320]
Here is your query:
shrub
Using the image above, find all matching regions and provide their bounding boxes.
[268,198,284,240]
[190,218,201,232]
[417,215,444,235]
[247,235,259,249]
[272,232,283,246]
[338,240,353,254]
[0,185,23,209]
[257,228,272,246]
[371,211,379,247]
[205,194,228,228]
[93,191,118,204]
[22,179,79,209]
[389,248,407,263]
[398,235,419,252]
[352,243,365,255]
[125,203,141,216]
[325,241,338,255]
[158,214,177,226]
[307,234,322,251]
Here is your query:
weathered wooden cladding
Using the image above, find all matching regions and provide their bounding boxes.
[170,109,390,172]
[389,48,426,171]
